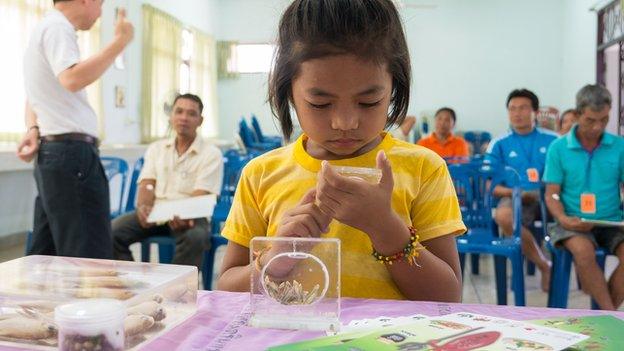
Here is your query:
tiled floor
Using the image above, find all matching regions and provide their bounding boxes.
[2,242,622,311]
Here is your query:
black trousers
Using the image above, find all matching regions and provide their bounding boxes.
[112,213,210,268]
[28,140,113,258]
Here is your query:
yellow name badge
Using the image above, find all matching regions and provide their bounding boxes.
[580,193,596,214]
[526,168,539,183]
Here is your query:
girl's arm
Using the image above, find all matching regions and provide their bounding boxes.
[370,213,462,302]
[216,241,253,292]
[217,189,332,292]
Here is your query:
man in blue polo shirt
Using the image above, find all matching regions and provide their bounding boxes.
[544,84,624,310]
[486,89,557,292]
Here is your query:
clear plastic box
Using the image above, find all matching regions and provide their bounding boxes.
[249,237,340,332]
[55,299,126,351]
[0,255,197,350]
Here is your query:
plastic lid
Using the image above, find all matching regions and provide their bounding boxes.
[55,299,126,326]
[331,166,382,182]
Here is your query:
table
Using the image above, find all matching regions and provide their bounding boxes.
[2,291,622,351]
[143,291,624,350]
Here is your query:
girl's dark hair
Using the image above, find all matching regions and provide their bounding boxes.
[268,0,411,141]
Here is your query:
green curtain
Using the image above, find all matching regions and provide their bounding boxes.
[217,40,239,80]
[141,4,182,143]
[191,29,219,138]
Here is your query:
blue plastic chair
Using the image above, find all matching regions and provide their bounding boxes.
[100,157,130,219]
[450,163,526,306]
[546,239,608,310]
[239,118,278,151]
[25,156,130,254]
[446,156,484,274]
[201,149,253,289]
[251,114,282,147]
[463,131,492,155]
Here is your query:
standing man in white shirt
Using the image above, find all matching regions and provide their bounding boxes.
[17,0,134,258]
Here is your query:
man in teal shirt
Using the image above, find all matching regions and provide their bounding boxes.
[544,84,624,310]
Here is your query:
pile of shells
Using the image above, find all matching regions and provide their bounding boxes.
[263,276,320,305]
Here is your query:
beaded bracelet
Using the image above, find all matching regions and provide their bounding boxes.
[372,226,422,266]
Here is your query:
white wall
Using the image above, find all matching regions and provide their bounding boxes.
[404,0,564,135]
[560,0,598,109]
[215,0,598,138]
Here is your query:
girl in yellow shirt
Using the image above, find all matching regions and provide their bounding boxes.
[217,0,466,301]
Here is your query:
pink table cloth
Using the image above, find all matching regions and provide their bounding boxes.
[2,291,623,350]
[145,291,624,350]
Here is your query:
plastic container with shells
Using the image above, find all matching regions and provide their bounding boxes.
[249,237,340,332]
[0,255,197,350]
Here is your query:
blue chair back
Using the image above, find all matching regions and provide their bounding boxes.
[449,163,522,242]
[211,149,254,233]
[202,149,255,289]
[125,157,144,213]
[100,156,129,218]
[239,118,258,148]
[463,131,492,155]
[251,115,266,143]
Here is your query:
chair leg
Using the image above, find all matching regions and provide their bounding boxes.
[25,230,33,255]
[202,244,218,290]
[494,255,507,305]
[591,252,608,310]
[141,241,150,263]
[202,236,229,290]
[527,261,536,276]
[470,254,480,275]
[547,247,572,308]
[158,243,175,264]
[510,251,526,306]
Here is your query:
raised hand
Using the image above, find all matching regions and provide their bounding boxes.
[275,188,332,239]
[114,8,134,47]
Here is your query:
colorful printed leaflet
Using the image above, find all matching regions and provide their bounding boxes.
[530,315,624,351]
[268,313,588,351]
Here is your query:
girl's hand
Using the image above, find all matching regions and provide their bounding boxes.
[275,188,332,239]
[262,188,332,278]
[316,150,394,237]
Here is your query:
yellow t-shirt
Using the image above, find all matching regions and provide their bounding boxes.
[222,132,466,300]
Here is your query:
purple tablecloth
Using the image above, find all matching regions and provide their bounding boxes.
[144,291,624,351]
[2,291,623,351]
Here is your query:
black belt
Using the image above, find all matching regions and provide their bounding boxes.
[40,133,100,147]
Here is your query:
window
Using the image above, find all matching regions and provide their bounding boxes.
[231,44,275,74]
[0,0,101,143]
[179,28,193,93]
[141,4,218,141]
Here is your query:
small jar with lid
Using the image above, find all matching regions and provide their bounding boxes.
[55,299,126,351]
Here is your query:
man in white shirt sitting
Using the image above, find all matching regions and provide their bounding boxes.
[112,94,223,267]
